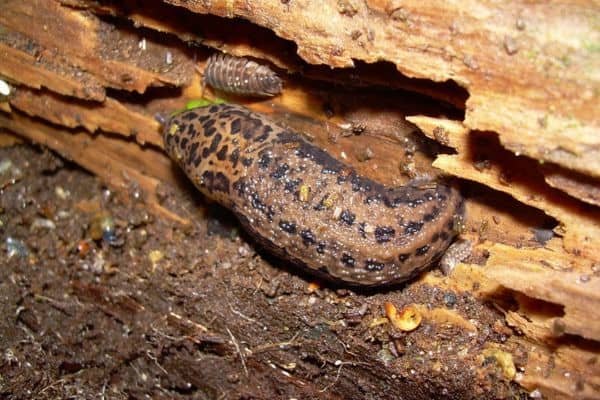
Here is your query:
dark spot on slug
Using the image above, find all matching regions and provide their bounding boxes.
[204,126,217,137]
[242,157,253,167]
[216,145,228,161]
[336,175,349,184]
[271,164,289,179]
[314,196,328,211]
[316,242,326,254]
[229,148,240,168]
[202,118,215,130]
[256,132,269,142]
[232,179,245,195]
[405,221,423,235]
[374,226,395,243]
[181,111,198,121]
[340,210,356,226]
[279,220,297,234]
[358,222,367,238]
[341,253,356,267]
[230,118,241,134]
[300,229,316,246]
[241,118,264,140]
[262,124,273,135]
[189,142,199,163]
[201,171,230,193]
[365,259,385,271]
[415,197,426,206]
[258,153,272,169]
[255,125,272,142]
[285,179,301,192]
[416,245,430,256]
[423,207,440,222]
[186,123,198,137]
[365,194,381,204]
[249,191,275,221]
[208,133,222,154]
[214,172,230,192]
[399,254,410,263]
[322,167,339,175]
[165,131,174,145]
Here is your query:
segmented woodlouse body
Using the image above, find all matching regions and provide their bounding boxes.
[203,53,283,97]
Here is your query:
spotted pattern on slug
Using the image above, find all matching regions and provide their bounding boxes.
[163,104,464,286]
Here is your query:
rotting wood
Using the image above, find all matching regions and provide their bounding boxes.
[408,115,600,208]
[482,242,600,342]
[0,0,195,94]
[409,115,600,261]
[541,165,600,208]
[58,0,469,109]
[10,87,163,147]
[0,42,106,101]
[163,0,600,178]
[0,111,189,225]
[516,336,600,400]
[0,131,23,147]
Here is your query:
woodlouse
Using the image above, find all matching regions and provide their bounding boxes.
[203,53,283,97]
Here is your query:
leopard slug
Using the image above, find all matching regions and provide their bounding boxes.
[163,104,464,286]
[203,53,282,97]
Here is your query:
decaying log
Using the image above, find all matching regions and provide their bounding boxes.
[158,0,600,177]
[1,0,599,399]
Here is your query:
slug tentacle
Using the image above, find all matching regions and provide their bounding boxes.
[163,104,464,286]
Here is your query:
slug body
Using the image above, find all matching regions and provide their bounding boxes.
[164,104,463,286]
[203,54,282,97]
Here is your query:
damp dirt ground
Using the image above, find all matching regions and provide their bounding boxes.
[0,144,527,399]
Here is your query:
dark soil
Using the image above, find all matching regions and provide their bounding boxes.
[0,144,526,399]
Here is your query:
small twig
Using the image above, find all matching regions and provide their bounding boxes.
[226,328,248,377]
[318,360,370,393]
[39,378,67,395]
[33,294,74,315]
[169,311,210,332]
[335,336,360,358]
[146,350,168,376]
[318,360,345,393]
[250,332,301,354]
[227,300,259,324]
[39,370,84,395]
